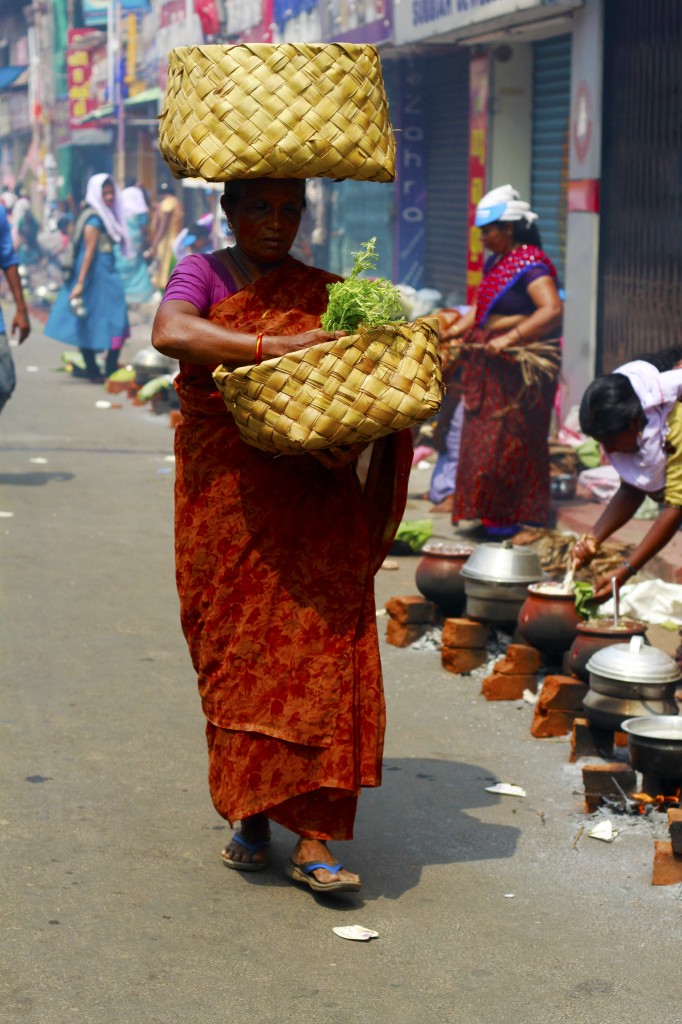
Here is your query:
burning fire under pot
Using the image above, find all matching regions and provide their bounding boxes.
[460,541,543,628]
[583,635,681,733]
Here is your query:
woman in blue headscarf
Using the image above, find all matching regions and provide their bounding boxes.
[45,174,131,382]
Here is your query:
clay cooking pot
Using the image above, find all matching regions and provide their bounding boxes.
[567,618,648,682]
[415,542,473,617]
[517,584,582,659]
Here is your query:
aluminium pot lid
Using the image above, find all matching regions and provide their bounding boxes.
[586,636,682,684]
[459,541,543,584]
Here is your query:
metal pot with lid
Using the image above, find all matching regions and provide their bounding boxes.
[583,635,681,731]
[461,541,543,626]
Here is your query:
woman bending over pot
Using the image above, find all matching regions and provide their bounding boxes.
[572,348,682,601]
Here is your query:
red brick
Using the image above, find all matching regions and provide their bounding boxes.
[482,673,536,701]
[652,840,682,885]
[386,619,431,648]
[531,706,581,738]
[538,675,588,711]
[169,410,185,429]
[494,644,542,676]
[583,762,637,812]
[442,647,488,675]
[668,809,682,857]
[569,718,614,762]
[441,618,489,650]
[385,596,436,625]
[105,380,130,394]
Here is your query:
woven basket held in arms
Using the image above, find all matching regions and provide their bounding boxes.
[158,43,396,183]
[213,318,443,455]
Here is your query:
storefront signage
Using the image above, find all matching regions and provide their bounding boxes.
[82,0,150,28]
[466,52,489,302]
[394,0,581,46]
[67,29,100,128]
[393,61,427,288]
[321,0,393,44]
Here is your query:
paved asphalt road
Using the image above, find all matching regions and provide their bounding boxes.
[2,321,681,1024]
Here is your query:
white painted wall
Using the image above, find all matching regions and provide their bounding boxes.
[562,0,604,412]
[488,43,533,203]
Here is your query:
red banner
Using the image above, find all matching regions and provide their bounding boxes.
[466,53,490,304]
[67,28,100,129]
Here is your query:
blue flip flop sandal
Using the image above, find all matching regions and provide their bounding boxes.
[290,859,362,893]
[221,832,271,872]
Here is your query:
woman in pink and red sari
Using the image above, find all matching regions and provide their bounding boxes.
[151,178,412,896]
[446,185,563,538]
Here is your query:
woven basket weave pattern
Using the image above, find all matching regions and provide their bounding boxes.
[158,43,396,182]
[213,318,442,454]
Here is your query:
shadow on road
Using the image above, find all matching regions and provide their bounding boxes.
[206,756,520,909]
[0,471,75,486]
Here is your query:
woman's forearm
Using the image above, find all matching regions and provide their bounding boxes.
[153,310,266,365]
[447,305,476,338]
[151,305,342,367]
[513,304,562,342]
[626,506,682,573]
[592,484,647,545]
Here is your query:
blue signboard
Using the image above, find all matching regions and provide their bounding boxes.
[83,0,150,28]
[393,61,427,288]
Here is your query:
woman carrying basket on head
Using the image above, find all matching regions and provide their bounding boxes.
[445,185,563,538]
[151,178,412,894]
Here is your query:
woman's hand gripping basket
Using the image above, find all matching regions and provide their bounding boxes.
[213,318,443,454]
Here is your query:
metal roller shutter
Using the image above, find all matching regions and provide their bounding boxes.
[598,0,682,372]
[531,34,571,286]
[422,50,470,305]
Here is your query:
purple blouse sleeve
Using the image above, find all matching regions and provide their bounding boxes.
[162,253,236,316]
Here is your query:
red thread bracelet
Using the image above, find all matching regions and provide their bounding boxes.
[255,333,264,364]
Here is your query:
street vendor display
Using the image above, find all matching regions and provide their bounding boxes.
[443,184,563,537]
[151,44,421,895]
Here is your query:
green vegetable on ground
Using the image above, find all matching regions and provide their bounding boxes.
[393,519,433,553]
[320,237,405,333]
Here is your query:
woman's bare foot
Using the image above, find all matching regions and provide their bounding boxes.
[221,813,271,871]
[290,838,361,889]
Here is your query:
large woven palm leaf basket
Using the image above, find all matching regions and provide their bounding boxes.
[158,43,396,183]
[213,317,443,455]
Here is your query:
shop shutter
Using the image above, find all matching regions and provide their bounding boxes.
[598,0,682,372]
[422,51,470,306]
[531,34,571,286]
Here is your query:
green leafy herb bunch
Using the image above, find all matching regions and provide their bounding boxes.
[320,237,405,333]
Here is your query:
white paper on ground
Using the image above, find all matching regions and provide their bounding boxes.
[332,925,379,941]
[485,783,527,798]
[588,820,618,843]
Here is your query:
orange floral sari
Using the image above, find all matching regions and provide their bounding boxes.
[173,256,412,839]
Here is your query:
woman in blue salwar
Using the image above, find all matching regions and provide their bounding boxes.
[46,174,131,382]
